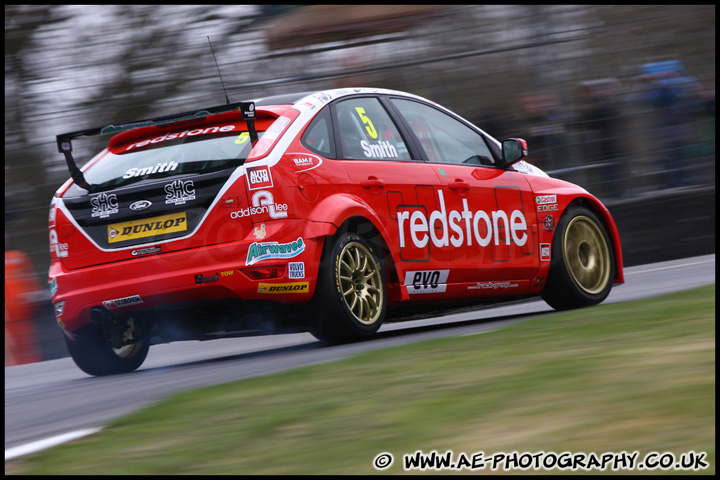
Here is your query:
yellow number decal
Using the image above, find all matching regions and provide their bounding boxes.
[355,107,378,139]
[235,132,250,144]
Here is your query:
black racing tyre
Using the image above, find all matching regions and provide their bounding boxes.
[65,312,149,376]
[541,206,615,311]
[310,232,387,343]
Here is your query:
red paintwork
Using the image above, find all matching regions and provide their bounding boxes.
[48,88,623,338]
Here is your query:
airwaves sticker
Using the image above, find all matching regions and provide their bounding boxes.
[108,212,187,243]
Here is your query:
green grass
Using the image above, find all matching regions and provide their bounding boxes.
[9,285,715,475]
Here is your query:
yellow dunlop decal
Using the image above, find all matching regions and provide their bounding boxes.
[257,282,309,294]
[108,212,187,243]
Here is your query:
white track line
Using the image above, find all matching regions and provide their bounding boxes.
[5,428,103,461]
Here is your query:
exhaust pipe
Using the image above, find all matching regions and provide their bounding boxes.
[90,307,108,324]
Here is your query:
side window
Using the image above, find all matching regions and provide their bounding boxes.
[301,108,333,156]
[390,98,495,166]
[334,97,411,161]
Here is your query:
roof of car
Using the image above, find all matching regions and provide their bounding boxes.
[252,92,315,106]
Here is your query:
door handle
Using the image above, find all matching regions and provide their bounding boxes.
[361,177,385,188]
[448,180,470,190]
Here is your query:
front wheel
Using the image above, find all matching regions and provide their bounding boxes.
[542,206,615,310]
[311,232,387,343]
[65,310,149,376]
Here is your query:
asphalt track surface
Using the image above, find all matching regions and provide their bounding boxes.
[5,254,715,457]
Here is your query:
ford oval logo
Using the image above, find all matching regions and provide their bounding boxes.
[129,200,152,212]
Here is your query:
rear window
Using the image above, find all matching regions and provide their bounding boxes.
[82,126,262,190]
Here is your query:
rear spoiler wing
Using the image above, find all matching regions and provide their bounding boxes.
[55,101,257,192]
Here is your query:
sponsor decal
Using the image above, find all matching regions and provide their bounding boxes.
[253,224,267,239]
[289,153,323,173]
[164,179,195,205]
[361,139,399,158]
[536,194,558,213]
[129,200,152,212]
[221,195,241,208]
[293,157,314,167]
[124,161,178,179]
[540,243,551,261]
[288,262,305,279]
[536,195,557,205]
[49,229,69,258]
[90,193,119,218]
[543,214,555,232]
[220,270,234,277]
[125,125,236,151]
[403,270,449,294]
[246,165,273,190]
[229,190,288,220]
[102,295,143,309]
[397,190,527,249]
[195,273,219,284]
[537,203,558,213]
[246,237,305,266]
[131,246,162,256]
[257,282,309,294]
[108,212,187,243]
[468,281,519,290]
[49,277,57,297]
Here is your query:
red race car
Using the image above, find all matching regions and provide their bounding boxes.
[49,88,624,375]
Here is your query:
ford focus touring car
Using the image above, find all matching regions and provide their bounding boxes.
[49,87,624,376]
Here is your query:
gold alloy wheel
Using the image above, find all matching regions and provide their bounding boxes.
[337,241,384,325]
[562,215,611,295]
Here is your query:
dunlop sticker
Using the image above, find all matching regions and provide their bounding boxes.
[257,282,309,294]
[108,212,187,243]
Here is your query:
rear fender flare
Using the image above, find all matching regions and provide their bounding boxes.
[305,193,398,263]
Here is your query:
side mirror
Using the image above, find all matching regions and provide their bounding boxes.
[501,138,528,166]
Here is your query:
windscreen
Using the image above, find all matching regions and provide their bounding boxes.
[81,128,262,191]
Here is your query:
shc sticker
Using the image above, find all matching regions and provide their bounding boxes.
[108,212,187,243]
[403,270,449,294]
[257,282,309,294]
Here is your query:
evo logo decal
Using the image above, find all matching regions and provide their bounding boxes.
[404,270,449,294]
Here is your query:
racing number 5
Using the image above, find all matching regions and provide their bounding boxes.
[355,107,378,139]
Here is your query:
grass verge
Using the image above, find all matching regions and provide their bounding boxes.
[8,285,715,474]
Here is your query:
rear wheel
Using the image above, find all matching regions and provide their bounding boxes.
[65,309,149,376]
[311,232,387,343]
[542,206,615,310]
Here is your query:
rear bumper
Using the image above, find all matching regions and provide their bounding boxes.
[49,220,332,335]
